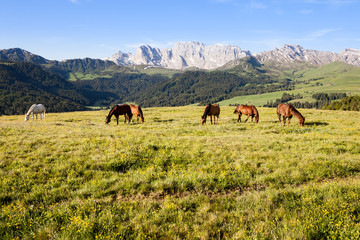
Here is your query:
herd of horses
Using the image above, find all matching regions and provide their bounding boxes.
[24,103,305,127]
[201,103,304,126]
[105,104,144,125]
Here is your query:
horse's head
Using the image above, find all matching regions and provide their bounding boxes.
[201,116,206,125]
[299,117,305,127]
[24,114,29,121]
[140,117,144,123]
[105,115,111,124]
[255,115,259,123]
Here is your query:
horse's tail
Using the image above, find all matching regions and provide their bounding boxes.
[233,107,238,114]
[252,106,259,122]
[138,106,144,122]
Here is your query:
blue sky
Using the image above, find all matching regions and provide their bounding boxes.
[1,0,359,60]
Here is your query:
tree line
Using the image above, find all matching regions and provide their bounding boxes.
[264,92,347,109]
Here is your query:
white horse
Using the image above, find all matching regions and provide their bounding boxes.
[25,104,46,121]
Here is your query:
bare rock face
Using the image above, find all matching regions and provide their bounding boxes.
[255,44,360,66]
[340,48,360,65]
[110,42,251,69]
[110,51,133,65]
[109,42,360,69]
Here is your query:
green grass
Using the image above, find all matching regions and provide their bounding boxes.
[1,106,360,239]
[220,62,360,106]
[68,72,112,81]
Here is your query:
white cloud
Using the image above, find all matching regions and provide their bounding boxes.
[309,28,340,38]
[301,0,358,6]
[248,1,267,9]
[299,9,313,14]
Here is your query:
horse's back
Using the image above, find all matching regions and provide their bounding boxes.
[277,104,292,116]
[27,104,45,114]
[37,104,45,111]
[239,105,254,115]
[211,104,220,115]
[130,104,139,115]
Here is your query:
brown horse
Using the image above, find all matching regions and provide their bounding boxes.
[233,105,259,123]
[105,104,133,125]
[201,104,220,125]
[277,104,305,126]
[125,105,144,123]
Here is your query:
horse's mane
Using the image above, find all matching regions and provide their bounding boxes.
[289,105,304,121]
[107,105,119,117]
[26,104,37,115]
[251,105,259,116]
[203,104,212,118]
[138,106,144,118]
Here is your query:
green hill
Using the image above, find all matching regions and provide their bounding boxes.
[219,62,360,106]
[0,62,89,114]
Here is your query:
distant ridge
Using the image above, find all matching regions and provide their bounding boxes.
[255,44,360,66]
[109,42,252,70]
[0,48,48,65]
[0,48,116,74]
[109,42,360,69]
[2,43,360,71]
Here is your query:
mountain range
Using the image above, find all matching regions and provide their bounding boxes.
[107,42,360,69]
[1,43,360,115]
[2,42,360,71]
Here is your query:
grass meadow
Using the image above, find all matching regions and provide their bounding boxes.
[1,106,360,239]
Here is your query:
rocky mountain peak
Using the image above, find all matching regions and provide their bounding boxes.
[109,42,252,70]
[0,48,48,64]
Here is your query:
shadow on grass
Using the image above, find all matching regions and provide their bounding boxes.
[305,121,329,126]
[153,118,174,123]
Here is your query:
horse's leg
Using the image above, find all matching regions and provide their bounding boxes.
[282,116,286,126]
[239,113,242,122]
[124,115,127,123]
[244,114,250,122]
[278,114,282,126]
[116,115,119,125]
[288,116,292,126]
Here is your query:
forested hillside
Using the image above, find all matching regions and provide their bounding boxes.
[323,95,360,111]
[1,53,358,115]
[0,62,89,115]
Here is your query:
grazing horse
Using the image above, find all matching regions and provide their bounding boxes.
[125,105,144,123]
[233,105,259,123]
[25,104,46,121]
[201,104,220,125]
[105,104,133,125]
[277,104,305,126]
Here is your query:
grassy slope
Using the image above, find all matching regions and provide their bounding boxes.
[65,65,183,81]
[219,62,360,106]
[1,106,360,239]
